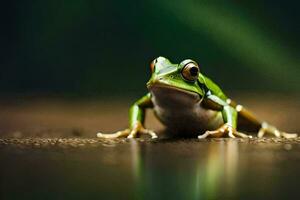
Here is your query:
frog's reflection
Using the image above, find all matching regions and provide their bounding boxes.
[130,140,239,200]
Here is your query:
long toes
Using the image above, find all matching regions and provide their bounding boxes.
[274,130,281,137]
[152,135,158,139]
[148,130,158,139]
[228,131,236,138]
[97,129,130,139]
[127,129,138,139]
[127,134,135,139]
[198,131,211,139]
[235,131,252,138]
[281,132,298,139]
[96,132,106,138]
[198,135,207,139]
[257,129,265,138]
[140,129,158,139]
[97,132,120,139]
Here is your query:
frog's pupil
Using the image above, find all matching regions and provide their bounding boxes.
[190,66,198,76]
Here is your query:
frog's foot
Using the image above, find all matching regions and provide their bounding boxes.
[97,122,157,139]
[198,123,252,139]
[258,122,297,139]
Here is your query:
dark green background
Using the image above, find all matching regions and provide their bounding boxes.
[1,1,299,97]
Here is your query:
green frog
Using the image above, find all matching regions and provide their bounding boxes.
[97,57,297,139]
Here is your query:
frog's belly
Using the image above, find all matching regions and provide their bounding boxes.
[153,103,223,135]
[150,85,224,135]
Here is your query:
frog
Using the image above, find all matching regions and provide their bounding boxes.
[97,56,297,139]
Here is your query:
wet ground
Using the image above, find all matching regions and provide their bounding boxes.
[1,138,300,200]
[0,95,299,200]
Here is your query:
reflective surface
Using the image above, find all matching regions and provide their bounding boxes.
[1,138,300,200]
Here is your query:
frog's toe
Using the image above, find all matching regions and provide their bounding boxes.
[198,124,252,139]
[126,122,158,139]
[227,129,252,138]
[198,129,223,139]
[142,129,158,139]
[257,122,297,138]
[198,132,210,139]
[127,134,134,139]
[281,132,298,139]
[258,125,279,138]
[127,128,158,139]
[127,129,138,139]
[228,130,236,138]
[235,131,252,138]
[198,134,206,139]
[97,129,130,139]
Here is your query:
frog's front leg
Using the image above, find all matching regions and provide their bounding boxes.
[198,94,252,139]
[97,93,157,139]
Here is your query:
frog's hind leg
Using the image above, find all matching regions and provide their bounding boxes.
[229,100,297,139]
[258,122,297,139]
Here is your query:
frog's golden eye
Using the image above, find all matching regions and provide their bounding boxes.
[181,62,199,82]
[150,59,156,73]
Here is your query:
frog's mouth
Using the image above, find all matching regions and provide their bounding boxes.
[147,82,201,102]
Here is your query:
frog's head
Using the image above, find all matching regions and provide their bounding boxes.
[147,56,204,96]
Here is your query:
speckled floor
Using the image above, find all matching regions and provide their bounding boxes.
[0,96,299,199]
[1,137,300,199]
[1,137,300,148]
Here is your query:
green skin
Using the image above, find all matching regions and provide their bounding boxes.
[97,57,297,139]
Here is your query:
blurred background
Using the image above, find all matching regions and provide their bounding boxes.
[0,0,299,136]
[1,2,300,199]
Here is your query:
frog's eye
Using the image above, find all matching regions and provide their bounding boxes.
[181,62,199,82]
[150,59,156,73]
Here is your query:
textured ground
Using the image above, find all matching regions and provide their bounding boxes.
[1,137,300,148]
[0,95,299,199]
[1,137,300,199]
